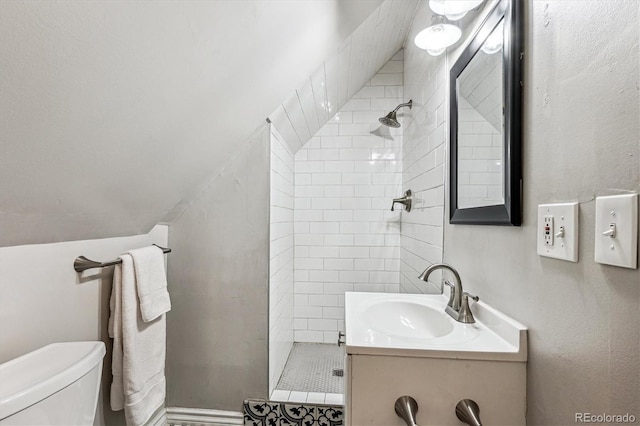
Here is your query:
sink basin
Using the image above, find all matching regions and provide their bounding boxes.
[363,300,453,339]
[345,292,528,361]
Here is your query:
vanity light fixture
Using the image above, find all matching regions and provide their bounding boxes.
[429,0,484,21]
[414,15,462,56]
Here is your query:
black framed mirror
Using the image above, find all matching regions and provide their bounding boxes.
[449,0,523,225]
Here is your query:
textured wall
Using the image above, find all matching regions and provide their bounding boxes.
[269,126,295,395]
[0,0,384,247]
[0,225,168,426]
[166,126,270,410]
[292,52,404,344]
[440,1,639,424]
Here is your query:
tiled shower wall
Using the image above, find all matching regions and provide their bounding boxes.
[400,1,448,294]
[269,127,294,394]
[293,51,405,343]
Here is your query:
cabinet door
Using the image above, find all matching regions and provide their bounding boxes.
[348,355,526,425]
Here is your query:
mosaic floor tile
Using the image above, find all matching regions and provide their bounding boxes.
[276,343,345,393]
[243,399,343,426]
[243,400,280,426]
[281,403,344,426]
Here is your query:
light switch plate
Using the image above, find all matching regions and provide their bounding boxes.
[594,194,638,269]
[537,203,579,262]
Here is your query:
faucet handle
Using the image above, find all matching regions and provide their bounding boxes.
[457,292,479,324]
[463,292,479,302]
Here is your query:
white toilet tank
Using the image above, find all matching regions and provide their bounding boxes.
[0,341,106,425]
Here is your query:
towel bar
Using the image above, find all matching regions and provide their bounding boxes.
[74,244,171,272]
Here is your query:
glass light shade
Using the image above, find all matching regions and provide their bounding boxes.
[481,20,504,54]
[414,24,462,55]
[427,46,447,56]
[429,0,484,21]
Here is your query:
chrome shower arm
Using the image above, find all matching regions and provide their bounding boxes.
[393,100,413,112]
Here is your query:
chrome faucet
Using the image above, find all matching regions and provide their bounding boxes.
[418,263,478,323]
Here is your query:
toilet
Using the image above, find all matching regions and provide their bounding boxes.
[0,341,106,425]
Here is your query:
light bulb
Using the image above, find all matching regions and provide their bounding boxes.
[429,0,484,21]
[445,10,468,20]
[414,23,462,56]
[427,46,447,56]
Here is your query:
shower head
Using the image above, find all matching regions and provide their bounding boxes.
[379,111,401,128]
[379,100,413,128]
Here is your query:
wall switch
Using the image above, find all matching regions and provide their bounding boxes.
[594,194,638,269]
[537,203,579,262]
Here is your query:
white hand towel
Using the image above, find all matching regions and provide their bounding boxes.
[109,255,167,426]
[128,246,171,322]
[109,263,124,411]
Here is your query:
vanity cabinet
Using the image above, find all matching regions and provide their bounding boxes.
[344,291,528,426]
[345,353,526,425]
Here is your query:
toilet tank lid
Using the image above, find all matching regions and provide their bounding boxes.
[0,341,106,420]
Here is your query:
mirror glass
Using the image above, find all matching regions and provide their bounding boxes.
[456,19,504,209]
[449,0,522,226]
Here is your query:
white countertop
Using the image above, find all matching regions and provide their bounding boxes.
[345,292,528,362]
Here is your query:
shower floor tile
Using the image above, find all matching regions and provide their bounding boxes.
[275,342,345,394]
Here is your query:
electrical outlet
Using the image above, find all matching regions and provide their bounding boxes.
[537,203,579,262]
[543,215,554,246]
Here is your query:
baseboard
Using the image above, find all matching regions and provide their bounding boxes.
[165,406,244,426]
[146,406,168,426]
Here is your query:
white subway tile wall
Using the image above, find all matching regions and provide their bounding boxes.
[268,0,421,155]
[400,3,448,294]
[293,51,405,343]
[269,127,295,394]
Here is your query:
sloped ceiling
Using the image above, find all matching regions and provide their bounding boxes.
[0,0,419,247]
[270,0,420,153]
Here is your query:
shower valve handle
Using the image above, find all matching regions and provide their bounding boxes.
[391,190,413,212]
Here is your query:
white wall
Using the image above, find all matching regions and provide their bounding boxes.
[403,1,640,424]
[292,51,405,343]
[269,126,294,394]
[0,225,169,425]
